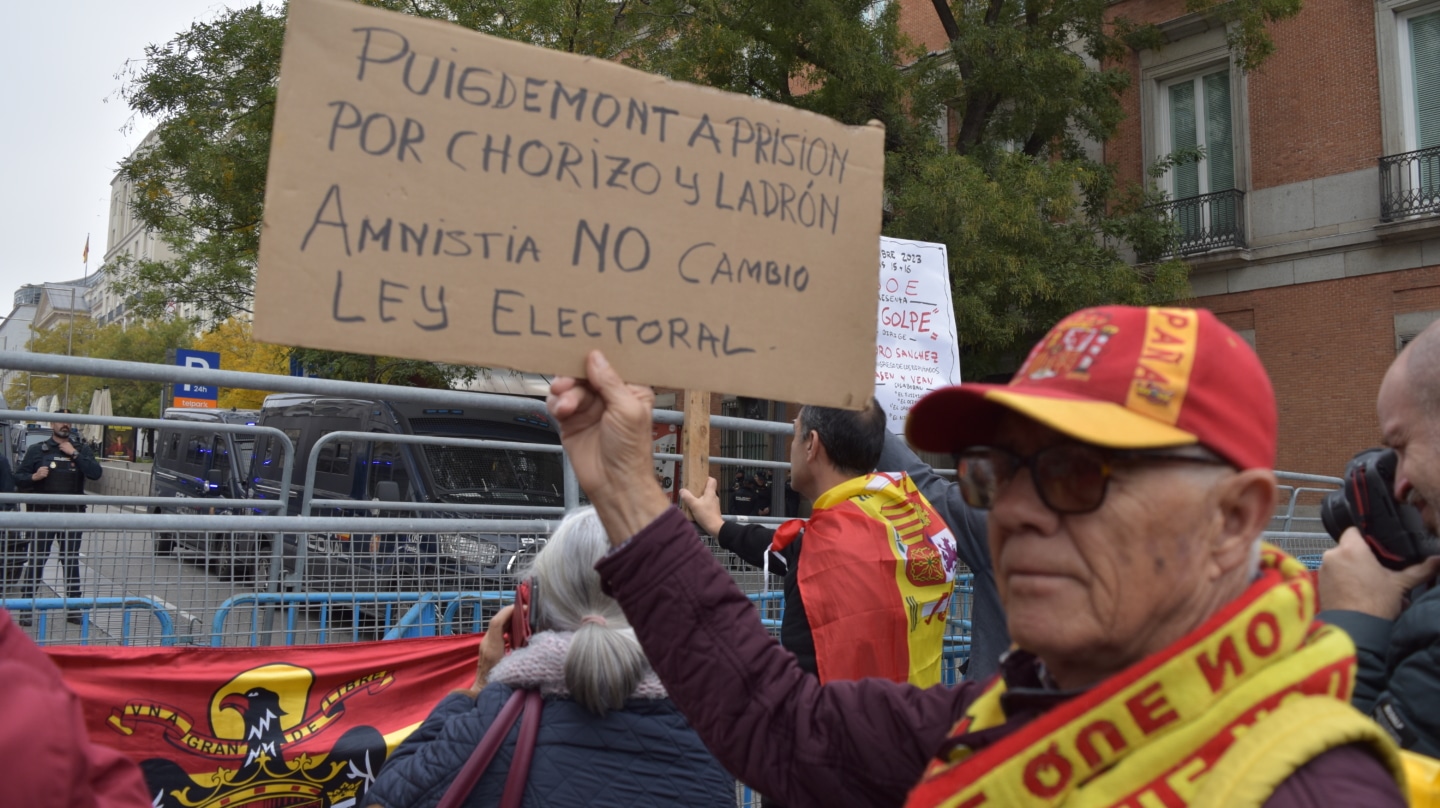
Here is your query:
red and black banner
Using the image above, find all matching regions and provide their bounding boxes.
[48,634,479,808]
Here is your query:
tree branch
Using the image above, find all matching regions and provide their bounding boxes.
[930,0,960,41]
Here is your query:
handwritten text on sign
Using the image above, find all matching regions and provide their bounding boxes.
[254,0,885,408]
[874,237,961,432]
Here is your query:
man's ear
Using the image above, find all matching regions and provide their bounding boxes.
[1211,469,1277,576]
[806,431,826,465]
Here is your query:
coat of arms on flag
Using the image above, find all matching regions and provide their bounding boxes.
[48,634,480,808]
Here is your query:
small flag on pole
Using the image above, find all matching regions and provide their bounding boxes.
[82,235,89,263]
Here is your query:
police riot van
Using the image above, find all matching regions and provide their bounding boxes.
[246,395,562,595]
[149,408,261,576]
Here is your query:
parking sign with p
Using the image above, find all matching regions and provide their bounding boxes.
[174,349,221,409]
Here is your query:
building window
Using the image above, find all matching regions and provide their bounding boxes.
[1153,65,1242,252]
[1137,18,1249,255]
[1401,8,1440,153]
[1378,2,1440,219]
[1160,68,1235,200]
[1395,309,1440,353]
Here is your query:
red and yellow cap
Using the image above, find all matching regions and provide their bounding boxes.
[905,306,1276,470]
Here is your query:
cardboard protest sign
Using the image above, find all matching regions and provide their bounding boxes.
[874,237,960,432]
[254,0,885,408]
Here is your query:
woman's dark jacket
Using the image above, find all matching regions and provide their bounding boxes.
[366,684,734,808]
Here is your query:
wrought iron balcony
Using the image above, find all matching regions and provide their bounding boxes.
[1152,188,1247,258]
[1380,145,1440,221]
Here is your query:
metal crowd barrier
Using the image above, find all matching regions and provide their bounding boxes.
[0,408,297,515]
[1265,471,1342,562]
[209,590,520,646]
[0,352,822,650]
[2,596,176,645]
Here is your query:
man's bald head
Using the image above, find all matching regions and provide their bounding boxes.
[1400,321,1440,418]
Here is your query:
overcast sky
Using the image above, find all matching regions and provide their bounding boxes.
[0,1,242,304]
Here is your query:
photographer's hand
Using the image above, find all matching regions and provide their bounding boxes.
[1320,527,1440,618]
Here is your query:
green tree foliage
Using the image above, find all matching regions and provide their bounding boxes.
[630,0,1300,374]
[287,347,472,387]
[116,0,1299,378]
[8,318,198,417]
[116,4,282,324]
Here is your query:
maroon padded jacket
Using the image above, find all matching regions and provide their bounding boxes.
[1,608,151,808]
[596,507,1406,808]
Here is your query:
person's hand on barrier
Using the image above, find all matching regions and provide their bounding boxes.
[548,350,669,545]
[31,467,48,482]
[680,477,725,536]
[1320,527,1440,619]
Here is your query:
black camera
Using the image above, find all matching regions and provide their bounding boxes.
[1320,447,1434,570]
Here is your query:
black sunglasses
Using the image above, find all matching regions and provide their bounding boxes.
[956,444,1231,515]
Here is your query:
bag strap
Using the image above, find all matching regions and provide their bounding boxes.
[436,688,528,808]
[499,690,546,808]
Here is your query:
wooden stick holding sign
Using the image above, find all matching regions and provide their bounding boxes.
[681,390,711,518]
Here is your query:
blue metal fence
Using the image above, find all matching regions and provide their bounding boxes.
[3,596,177,645]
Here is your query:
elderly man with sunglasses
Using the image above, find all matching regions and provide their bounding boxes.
[549,305,1406,808]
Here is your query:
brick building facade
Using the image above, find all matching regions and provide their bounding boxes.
[896,0,1440,475]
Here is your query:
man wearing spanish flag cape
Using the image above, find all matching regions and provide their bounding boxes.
[548,306,1410,808]
[684,402,959,688]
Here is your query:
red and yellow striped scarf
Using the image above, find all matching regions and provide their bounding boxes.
[772,472,958,686]
[905,545,1402,808]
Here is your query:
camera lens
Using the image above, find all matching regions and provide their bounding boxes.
[1319,489,1353,541]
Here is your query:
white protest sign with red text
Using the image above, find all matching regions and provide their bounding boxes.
[874,237,961,432]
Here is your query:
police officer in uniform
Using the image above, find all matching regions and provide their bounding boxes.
[16,410,102,624]
[729,473,758,517]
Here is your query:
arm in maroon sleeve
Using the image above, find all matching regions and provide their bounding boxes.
[1261,745,1406,808]
[1,609,152,808]
[596,507,978,808]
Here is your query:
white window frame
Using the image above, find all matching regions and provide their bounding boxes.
[1156,68,1234,199]
[1377,0,1440,157]
[1399,5,1440,151]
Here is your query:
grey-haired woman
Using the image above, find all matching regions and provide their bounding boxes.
[365,506,734,808]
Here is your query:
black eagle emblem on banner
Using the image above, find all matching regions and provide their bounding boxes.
[107,663,394,808]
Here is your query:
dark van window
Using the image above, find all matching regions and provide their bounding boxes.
[282,429,300,459]
[212,437,229,474]
[423,444,564,505]
[185,436,207,467]
[367,441,411,500]
[234,437,255,478]
[166,433,181,462]
[254,428,301,480]
[316,440,352,475]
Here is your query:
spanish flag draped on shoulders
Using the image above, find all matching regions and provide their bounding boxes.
[903,544,1406,808]
[771,470,958,687]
